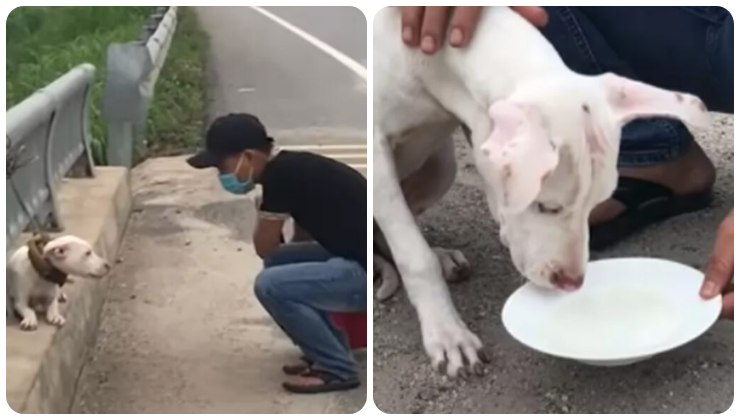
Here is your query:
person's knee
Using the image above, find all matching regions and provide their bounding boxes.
[254,269,276,301]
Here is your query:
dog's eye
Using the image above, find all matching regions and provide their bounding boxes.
[536,202,563,215]
[85,250,92,257]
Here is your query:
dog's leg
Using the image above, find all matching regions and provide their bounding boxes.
[432,247,472,283]
[374,253,401,301]
[402,140,472,283]
[45,288,66,327]
[374,220,402,300]
[374,128,485,377]
[15,299,38,331]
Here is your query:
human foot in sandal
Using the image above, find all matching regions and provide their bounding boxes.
[282,369,360,394]
[589,140,716,250]
[282,357,313,375]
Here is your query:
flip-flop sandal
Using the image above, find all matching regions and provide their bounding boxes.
[282,357,313,376]
[590,177,713,251]
[282,369,360,394]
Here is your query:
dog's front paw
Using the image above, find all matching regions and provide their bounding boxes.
[20,314,39,331]
[433,248,471,283]
[420,310,488,377]
[46,313,66,327]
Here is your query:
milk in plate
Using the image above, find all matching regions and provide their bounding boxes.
[542,287,683,358]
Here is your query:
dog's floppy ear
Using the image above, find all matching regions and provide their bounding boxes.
[480,101,560,214]
[43,243,69,261]
[582,104,620,205]
[598,72,711,129]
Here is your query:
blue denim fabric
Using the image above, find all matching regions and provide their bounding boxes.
[540,6,733,167]
[254,242,366,381]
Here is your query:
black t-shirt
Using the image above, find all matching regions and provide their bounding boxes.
[259,151,367,270]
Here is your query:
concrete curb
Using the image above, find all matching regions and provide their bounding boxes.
[6,167,132,413]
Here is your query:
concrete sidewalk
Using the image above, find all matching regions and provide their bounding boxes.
[70,158,366,413]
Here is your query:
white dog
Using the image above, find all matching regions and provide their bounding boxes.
[7,235,110,330]
[373,6,710,377]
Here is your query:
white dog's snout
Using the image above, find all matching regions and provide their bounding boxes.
[93,259,112,277]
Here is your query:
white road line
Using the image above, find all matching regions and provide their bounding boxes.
[249,6,367,81]
[281,144,366,151]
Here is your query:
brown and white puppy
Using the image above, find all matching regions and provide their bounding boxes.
[7,235,110,330]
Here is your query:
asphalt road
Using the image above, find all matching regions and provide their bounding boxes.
[197,6,366,136]
[373,114,734,414]
[263,6,366,66]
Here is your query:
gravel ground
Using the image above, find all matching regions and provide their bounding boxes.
[373,114,734,414]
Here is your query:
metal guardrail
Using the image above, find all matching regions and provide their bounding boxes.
[6,64,97,250]
[103,6,178,167]
[6,7,178,249]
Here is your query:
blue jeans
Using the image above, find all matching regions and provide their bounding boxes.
[541,6,733,167]
[253,242,366,381]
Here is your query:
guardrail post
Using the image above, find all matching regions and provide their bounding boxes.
[102,41,151,167]
[103,6,178,167]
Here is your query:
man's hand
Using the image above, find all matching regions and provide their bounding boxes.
[400,6,548,54]
[700,210,733,320]
[254,217,284,260]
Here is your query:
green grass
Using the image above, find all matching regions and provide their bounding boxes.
[6,6,209,164]
[6,6,154,164]
[143,7,208,159]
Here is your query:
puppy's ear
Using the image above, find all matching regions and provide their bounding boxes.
[583,106,620,205]
[598,72,711,129]
[43,244,69,261]
[481,101,560,214]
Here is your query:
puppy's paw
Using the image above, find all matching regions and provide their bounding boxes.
[420,310,488,378]
[20,315,38,331]
[374,254,401,301]
[46,313,66,327]
[433,248,471,283]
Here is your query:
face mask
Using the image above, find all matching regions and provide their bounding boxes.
[218,154,255,195]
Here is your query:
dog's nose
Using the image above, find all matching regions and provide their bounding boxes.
[550,270,584,291]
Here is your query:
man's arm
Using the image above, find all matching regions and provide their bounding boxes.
[254,216,285,260]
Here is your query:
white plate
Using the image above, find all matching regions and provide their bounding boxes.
[502,258,721,366]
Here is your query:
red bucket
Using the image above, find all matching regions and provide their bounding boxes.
[330,312,367,349]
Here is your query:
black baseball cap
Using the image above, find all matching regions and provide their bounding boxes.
[187,113,273,169]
